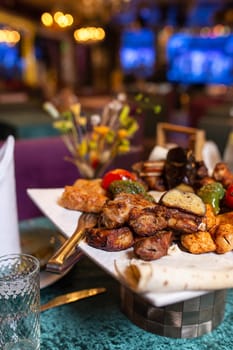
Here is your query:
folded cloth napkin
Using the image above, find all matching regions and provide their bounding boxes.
[202,140,221,176]
[115,245,233,293]
[0,136,21,256]
[148,144,177,161]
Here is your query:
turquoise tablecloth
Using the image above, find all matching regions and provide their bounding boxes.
[20,218,233,350]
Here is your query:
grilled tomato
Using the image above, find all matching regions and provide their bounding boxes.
[102,168,136,190]
[225,184,233,209]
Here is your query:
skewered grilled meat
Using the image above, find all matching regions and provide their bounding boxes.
[101,193,156,229]
[132,160,166,191]
[166,208,205,233]
[128,206,167,236]
[213,162,233,188]
[129,205,204,235]
[85,226,134,251]
[84,191,206,259]
[101,191,205,235]
[143,175,166,191]
[134,230,173,261]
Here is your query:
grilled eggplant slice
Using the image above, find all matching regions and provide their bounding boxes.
[164,147,197,189]
[160,188,206,216]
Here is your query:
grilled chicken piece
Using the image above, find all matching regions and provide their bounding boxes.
[181,231,216,254]
[166,208,205,234]
[129,206,167,236]
[101,193,156,229]
[134,230,173,261]
[85,226,134,251]
[214,223,233,254]
[59,179,108,213]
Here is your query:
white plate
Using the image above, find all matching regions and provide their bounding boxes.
[40,270,66,289]
[20,220,69,289]
[27,188,212,306]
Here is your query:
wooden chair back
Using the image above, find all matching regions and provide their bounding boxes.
[156,122,206,160]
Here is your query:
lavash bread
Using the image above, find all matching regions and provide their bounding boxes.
[115,247,233,293]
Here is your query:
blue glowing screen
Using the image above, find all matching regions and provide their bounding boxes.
[0,43,23,79]
[167,33,233,85]
[186,3,221,27]
[120,29,156,78]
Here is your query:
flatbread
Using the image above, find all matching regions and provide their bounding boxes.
[115,245,233,293]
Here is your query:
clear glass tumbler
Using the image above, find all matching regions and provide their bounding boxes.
[0,254,40,350]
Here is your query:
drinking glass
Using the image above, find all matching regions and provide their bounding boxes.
[0,254,40,350]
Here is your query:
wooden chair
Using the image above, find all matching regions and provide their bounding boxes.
[156,122,206,161]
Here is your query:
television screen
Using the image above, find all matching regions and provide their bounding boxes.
[120,29,156,78]
[186,2,221,27]
[167,33,233,85]
[0,42,22,80]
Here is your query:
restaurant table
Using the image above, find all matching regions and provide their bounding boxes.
[20,217,233,350]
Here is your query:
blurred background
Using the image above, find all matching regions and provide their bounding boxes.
[1,0,233,155]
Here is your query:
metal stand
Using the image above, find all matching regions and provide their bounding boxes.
[121,286,226,338]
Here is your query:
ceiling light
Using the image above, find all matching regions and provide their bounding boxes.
[0,28,20,45]
[41,12,53,27]
[41,11,74,29]
[73,27,105,43]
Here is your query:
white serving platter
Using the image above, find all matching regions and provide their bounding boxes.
[27,188,211,307]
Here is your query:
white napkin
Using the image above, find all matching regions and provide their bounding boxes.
[148,144,177,161]
[0,136,21,256]
[202,140,221,176]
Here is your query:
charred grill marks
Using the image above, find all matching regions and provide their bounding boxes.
[129,207,167,236]
[86,227,134,251]
[134,231,173,261]
[85,192,206,261]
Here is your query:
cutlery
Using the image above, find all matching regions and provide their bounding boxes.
[46,213,98,274]
[40,287,106,312]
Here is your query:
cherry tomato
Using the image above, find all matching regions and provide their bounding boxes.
[225,184,233,209]
[102,168,136,190]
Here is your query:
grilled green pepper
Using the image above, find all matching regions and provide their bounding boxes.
[109,180,146,196]
[109,179,155,202]
[197,182,225,215]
